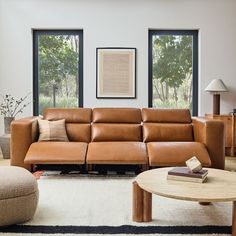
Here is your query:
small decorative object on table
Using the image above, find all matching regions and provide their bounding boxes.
[185,156,202,172]
[167,156,208,183]
[0,93,31,159]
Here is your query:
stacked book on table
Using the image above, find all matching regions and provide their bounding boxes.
[167,167,208,183]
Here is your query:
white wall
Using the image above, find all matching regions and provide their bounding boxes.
[0,0,236,132]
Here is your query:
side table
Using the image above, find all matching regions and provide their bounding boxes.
[0,134,11,159]
[205,113,236,156]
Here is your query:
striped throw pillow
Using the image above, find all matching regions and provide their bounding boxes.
[38,118,69,142]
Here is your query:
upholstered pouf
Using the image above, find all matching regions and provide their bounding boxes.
[0,166,39,226]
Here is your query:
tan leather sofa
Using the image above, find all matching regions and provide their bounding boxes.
[10,108,225,171]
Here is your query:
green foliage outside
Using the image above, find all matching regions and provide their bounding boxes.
[152,35,193,111]
[39,95,77,115]
[38,35,79,114]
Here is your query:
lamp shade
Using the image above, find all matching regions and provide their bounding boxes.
[205,79,228,92]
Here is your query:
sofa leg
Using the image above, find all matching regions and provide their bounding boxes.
[31,165,36,173]
[87,164,93,172]
[141,164,148,172]
[80,165,87,174]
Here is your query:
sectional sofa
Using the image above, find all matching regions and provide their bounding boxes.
[10,108,225,171]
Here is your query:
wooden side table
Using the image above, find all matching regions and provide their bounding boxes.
[232,114,235,156]
[205,113,236,156]
[0,134,11,159]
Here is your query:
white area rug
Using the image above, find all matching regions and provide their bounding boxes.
[0,175,232,235]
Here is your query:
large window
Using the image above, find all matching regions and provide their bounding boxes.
[33,30,83,115]
[148,30,198,115]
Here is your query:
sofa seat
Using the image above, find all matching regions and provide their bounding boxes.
[147,142,211,167]
[24,142,88,164]
[86,142,148,164]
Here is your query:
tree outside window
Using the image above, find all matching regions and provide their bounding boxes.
[33,30,83,115]
[149,30,198,115]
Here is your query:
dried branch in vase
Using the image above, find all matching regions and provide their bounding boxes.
[0,93,31,117]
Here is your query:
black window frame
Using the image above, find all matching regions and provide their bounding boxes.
[148,30,198,116]
[33,29,83,115]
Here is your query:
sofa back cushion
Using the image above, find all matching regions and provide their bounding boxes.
[44,108,92,123]
[66,124,91,143]
[142,108,192,123]
[43,108,92,142]
[143,123,193,142]
[92,124,141,142]
[93,108,141,123]
[91,108,142,142]
[142,108,193,142]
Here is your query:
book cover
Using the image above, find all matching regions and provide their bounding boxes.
[168,167,208,179]
[167,174,207,183]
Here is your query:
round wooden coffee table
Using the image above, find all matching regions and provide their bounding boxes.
[132,167,236,236]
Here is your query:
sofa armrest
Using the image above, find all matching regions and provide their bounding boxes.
[10,117,39,170]
[192,117,225,169]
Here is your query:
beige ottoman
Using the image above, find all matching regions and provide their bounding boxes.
[0,166,39,226]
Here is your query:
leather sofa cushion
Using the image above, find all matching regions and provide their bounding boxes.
[147,142,211,167]
[86,142,148,164]
[44,108,92,123]
[66,123,91,143]
[143,123,193,142]
[91,124,141,142]
[24,142,87,164]
[93,108,141,123]
[142,108,192,123]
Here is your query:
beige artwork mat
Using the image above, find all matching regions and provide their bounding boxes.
[97,48,136,98]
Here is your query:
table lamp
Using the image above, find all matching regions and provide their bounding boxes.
[205,79,228,115]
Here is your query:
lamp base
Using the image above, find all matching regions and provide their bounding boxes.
[213,94,220,115]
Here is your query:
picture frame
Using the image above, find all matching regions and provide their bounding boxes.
[96,47,136,98]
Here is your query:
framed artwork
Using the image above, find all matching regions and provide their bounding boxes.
[96,47,136,98]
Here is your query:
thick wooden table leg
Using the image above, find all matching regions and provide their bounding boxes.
[143,190,152,222]
[132,181,143,222]
[232,201,236,236]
